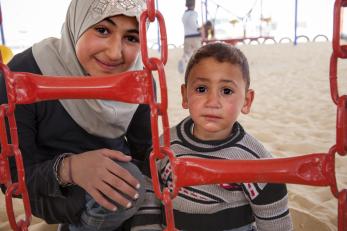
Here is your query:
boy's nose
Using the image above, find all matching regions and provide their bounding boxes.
[205,90,220,108]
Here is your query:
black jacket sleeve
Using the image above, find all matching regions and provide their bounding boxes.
[0,49,85,224]
[126,104,152,163]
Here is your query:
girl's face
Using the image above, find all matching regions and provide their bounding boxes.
[76,15,140,76]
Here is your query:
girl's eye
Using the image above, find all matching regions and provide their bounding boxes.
[125,35,140,43]
[95,27,109,35]
[222,88,233,95]
[195,86,207,93]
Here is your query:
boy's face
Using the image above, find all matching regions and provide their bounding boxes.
[181,57,254,141]
[76,15,140,76]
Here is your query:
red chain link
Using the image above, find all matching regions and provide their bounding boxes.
[0,63,32,230]
[140,1,177,228]
[331,1,347,229]
[339,189,347,231]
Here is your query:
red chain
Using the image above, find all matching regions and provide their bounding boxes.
[0,63,32,230]
[331,1,347,230]
[139,1,177,229]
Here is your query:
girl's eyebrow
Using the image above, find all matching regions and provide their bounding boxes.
[105,17,116,25]
[104,17,139,34]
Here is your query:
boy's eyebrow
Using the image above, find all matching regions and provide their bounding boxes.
[104,17,139,34]
[193,77,237,84]
[221,79,236,84]
[192,77,209,82]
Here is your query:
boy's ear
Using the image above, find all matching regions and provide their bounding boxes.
[181,84,189,109]
[241,89,254,114]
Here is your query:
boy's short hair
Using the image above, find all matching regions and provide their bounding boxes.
[184,42,250,90]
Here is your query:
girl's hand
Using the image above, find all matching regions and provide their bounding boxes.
[64,149,140,211]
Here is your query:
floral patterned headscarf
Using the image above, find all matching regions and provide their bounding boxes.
[32,0,146,138]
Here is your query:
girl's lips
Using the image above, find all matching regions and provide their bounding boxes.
[95,58,121,71]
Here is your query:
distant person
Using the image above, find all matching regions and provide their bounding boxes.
[131,42,294,231]
[201,20,215,40]
[178,0,202,74]
[0,0,151,230]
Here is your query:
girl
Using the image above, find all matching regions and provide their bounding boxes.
[0,0,151,230]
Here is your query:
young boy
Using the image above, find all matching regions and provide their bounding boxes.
[131,42,293,231]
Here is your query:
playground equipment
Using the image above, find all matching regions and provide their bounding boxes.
[200,0,276,45]
[0,0,346,231]
[201,0,331,45]
[0,2,13,64]
[0,45,13,64]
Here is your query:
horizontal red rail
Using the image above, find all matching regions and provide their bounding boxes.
[174,153,335,190]
[4,70,151,104]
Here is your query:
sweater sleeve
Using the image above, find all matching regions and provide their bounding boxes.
[242,182,293,231]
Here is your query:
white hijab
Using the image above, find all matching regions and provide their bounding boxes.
[32,0,146,138]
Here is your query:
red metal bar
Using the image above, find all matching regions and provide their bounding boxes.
[2,69,151,104]
[173,153,335,189]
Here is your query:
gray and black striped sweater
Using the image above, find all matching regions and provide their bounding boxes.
[131,117,293,231]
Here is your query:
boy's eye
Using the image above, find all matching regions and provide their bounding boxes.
[195,86,207,93]
[222,88,233,95]
[95,27,109,35]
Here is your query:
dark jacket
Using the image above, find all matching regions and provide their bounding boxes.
[0,48,152,225]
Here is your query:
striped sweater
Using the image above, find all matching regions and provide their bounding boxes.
[131,117,293,231]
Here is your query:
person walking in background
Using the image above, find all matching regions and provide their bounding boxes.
[178,0,202,74]
[131,42,293,231]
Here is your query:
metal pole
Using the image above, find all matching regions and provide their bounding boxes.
[259,0,263,37]
[200,0,205,27]
[0,1,5,45]
[205,0,208,22]
[294,0,298,45]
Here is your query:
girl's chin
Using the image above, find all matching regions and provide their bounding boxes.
[88,70,121,76]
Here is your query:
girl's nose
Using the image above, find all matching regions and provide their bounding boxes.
[106,36,122,60]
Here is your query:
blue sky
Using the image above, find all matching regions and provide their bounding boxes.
[1,0,335,53]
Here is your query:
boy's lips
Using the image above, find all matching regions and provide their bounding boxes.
[203,114,222,119]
